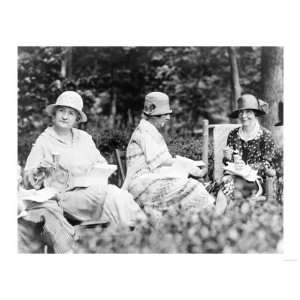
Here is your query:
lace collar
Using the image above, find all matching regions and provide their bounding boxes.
[238,120,262,141]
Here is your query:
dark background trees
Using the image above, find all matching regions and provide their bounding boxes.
[18,46,283,164]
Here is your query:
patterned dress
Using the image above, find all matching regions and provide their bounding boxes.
[224,124,276,179]
[124,119,215,215]
[221,122,277,198]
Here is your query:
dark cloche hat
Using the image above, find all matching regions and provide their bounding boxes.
[229,94,266,119]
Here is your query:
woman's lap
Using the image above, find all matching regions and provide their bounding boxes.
[18,200,75,253]
[218,175,260,199]
[128,176,214,212]
[59,184,107,222]
[19,183,140,253]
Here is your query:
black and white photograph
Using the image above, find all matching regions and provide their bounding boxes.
[1,1,299,300]
[17,46,284,254]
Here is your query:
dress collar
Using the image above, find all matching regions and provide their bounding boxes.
[238,120,262,141]
[44,126,78,144]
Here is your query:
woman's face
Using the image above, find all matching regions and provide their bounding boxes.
[53,106,79,130]
[238,109,256,126]
[153,113,171,130]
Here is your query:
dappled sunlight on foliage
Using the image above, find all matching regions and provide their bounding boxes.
[18,47,283,254]
[75,196,283,253]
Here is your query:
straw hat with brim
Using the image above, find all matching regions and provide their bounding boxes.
[45,91,87,122]
[143,92,172,116]
[229,94,266,119]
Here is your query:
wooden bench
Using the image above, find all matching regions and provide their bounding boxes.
[114,149,127,187]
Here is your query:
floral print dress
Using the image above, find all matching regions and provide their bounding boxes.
[224,125,277,180]
[216,122,278,199]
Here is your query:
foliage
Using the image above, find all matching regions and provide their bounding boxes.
[18,46,263,138]
[17,46,283,254]
[18,129,41,166]
[75,196,283,253]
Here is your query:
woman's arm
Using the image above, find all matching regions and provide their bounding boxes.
[142,133,173,171]
[24,137,48,189]
[86,134,107,164]
[250,131,277,176]
[223,131,235,165]
[159,157,174,167]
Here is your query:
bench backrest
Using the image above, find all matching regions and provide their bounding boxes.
[210,124,241,181]
[114,149,127,187]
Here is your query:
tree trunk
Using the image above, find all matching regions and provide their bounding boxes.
[228,47,242,115]
[261,47,283,134]
[109,90,117,129]
[61,47,73,79]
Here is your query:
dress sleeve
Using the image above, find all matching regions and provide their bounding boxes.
[260,131,277,169]
[141,132,172,171]
[226,130,235,149]
[223,130,235,165]
[251,131,277,176]
[86,134,107,164]
[24,136,47,172]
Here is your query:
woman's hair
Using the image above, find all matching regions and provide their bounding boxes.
[52,105,81,122]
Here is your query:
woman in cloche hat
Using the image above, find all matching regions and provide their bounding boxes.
[123,91,231,218]
[222,94,277,200]
[19,91,145,253]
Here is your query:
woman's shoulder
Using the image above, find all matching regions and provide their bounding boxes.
[73,128,93,140]
[260,126,273,138]
[228,127,240,136]
[33,127,52,144]
[128,121,152,146]
[129,126,142,144]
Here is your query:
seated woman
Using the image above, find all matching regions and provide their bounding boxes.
[123,92,227,219]
[19,91,144,253]
[222,94,277,199]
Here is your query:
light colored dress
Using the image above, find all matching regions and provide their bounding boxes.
[20,126,144,253]
[124,119,215,215]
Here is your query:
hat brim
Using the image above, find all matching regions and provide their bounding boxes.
[143,109,173,116]
[45,104,87,123]
[275,121,283,126]
[229,108,266,119]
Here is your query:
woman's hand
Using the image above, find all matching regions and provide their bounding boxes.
[160,157,174,167]
[265,167,276,177]
[223,146,233,160]
[24,162,55,190]
[234,158,246,171]
[189,166,207,178]
[24,169,44,190]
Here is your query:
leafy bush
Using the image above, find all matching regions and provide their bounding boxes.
[75,197,283,253]
[72,132,283,254]
[18,129,41,166]
[18,126,283,253]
